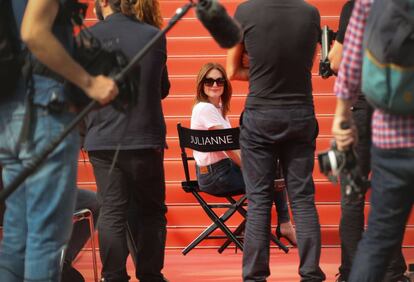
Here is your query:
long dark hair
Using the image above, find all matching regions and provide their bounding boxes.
[108,0,136,17]
[134,0,163,29]
[195,62,232,118]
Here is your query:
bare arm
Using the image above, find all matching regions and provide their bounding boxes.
[328,40,343,73]
[21,0,118,104]
[332,98,357,151]
[226,42,249,81]
[209,125,242,167]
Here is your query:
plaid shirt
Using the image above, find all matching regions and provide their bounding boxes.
[334,0,414,149]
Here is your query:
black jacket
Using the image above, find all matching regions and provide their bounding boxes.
[84,13,170,151]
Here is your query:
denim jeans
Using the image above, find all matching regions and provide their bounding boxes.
[240,105,325,282]
[348,146,414,282]
[196,158,290,224]
[0,77,79,282]
[339,100,406,281]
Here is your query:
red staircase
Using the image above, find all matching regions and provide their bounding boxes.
[79,0,414,248]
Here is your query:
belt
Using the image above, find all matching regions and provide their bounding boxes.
[198,158,231,175]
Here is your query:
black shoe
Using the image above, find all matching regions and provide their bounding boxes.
[61,264,85,282]
[398,275,411,282]
[335,273,346,282]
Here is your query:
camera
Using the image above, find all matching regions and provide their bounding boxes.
[319,25,336,79]
[63,1,139,112]
[318,123,370,202]
[67,34,139,111]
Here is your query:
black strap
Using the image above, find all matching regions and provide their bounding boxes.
[18,51,35,145]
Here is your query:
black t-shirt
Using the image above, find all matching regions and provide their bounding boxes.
[336,0,355,44]
[335,0,365,101]
[234,0,320,107]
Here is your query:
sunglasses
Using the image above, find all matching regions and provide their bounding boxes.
[203,77,226,87]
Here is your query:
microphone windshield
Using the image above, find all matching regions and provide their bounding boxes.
[196,0,242,48]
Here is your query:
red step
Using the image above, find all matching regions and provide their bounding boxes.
[168,76,335,95]
[76,0,414,251]
[78,179,342,203]
[81,0,347,22]
[165,227,414,248]
[167,56,323,76]
[163,181,343,204]
[78,225,414,249]
[82,16,338,37]
[164,115,334,138]
[163,136,332,160]
[166,17,339,38]
[167,38,323,60]
[164,204,414,226]
[78,137,333,163]
[78,158,339,183]
[167,37,325,57]
[156,0,347,19]
[162,95,337,116]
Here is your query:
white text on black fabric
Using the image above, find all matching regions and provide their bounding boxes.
[190,135,234,146]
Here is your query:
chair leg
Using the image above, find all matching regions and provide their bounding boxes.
[217,196,247,253]
[182,205,243,255]
[182,192,244,254]
[194,194,244,251]
[218,219,246,253]
[225,197,289,254]
[182,221,220,255]
[87,214,99,282]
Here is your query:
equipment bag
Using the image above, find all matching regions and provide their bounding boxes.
[362,0,414,115]
[0,0,22,95]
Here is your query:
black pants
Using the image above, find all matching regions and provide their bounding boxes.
[339,99,406,281]
[240,105,325,282]
[89,149,167,282]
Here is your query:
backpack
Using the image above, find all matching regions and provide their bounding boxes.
[0,0,22,95]
[362,0,414,115]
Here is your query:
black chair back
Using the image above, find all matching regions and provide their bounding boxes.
[177,123,240,184]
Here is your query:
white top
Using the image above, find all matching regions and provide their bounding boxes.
[191,102,232,166]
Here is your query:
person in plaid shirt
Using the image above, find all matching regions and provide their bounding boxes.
[333,0,414,281]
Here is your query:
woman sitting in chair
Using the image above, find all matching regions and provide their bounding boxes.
[191,62,297,246]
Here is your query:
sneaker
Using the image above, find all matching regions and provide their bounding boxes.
[61,264,85,282]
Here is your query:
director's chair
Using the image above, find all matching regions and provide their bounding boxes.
[177,123,288,255]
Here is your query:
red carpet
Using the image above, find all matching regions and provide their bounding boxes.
[74,247,414,281]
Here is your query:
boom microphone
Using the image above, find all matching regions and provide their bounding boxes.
[195,0,242,48]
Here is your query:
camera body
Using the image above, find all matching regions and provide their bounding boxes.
[319,25,336,79]
[319,59,334,79]
[318,141,353,182]
[318,141,370,202]
[67,35,139,112]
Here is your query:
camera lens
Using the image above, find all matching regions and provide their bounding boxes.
[318,152,332,174]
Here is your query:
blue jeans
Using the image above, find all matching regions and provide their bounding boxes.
[0,77,79,282]
[339,101,406,281]
[349,146,414,282]
[196,158,290,224]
